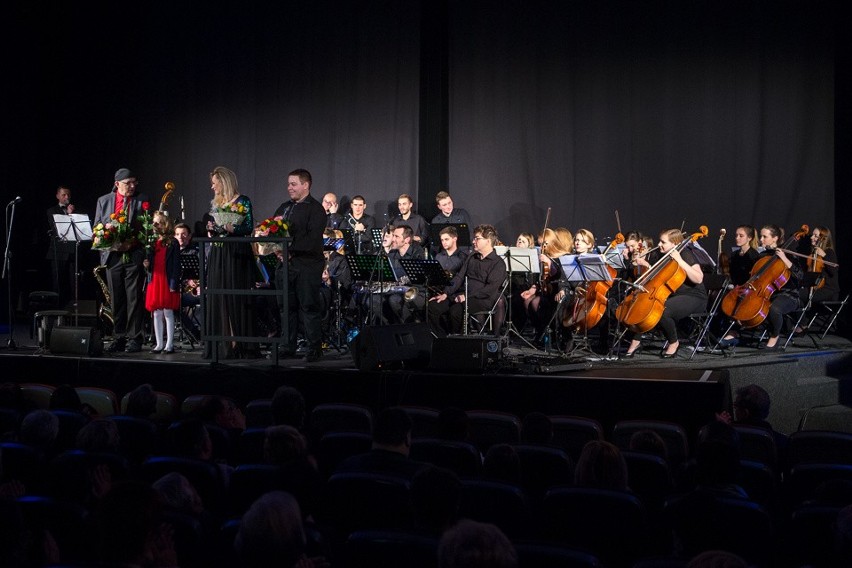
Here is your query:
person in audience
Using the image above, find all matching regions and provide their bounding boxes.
[574,440,629,491]
[167,417,234,487]
[196,395,247,433]
[687,550,748,568]
[75,418,121,454]
[19,409,60,457]
[482,444,521,485]
[628,429,669,462]
[436,406,472,442]
[124,383,159,421]
[836,504,852,566]
[333,406,425,481]
[716,383,788,470]
[438,519,518,568]
[235,490,327,568]
[521,411,554,445]
[152,471,220,545]
[95,480,177,567]
[263,425,322,520]
[410,465,462,534]
[50,384,97,417]
[271,386,307,431]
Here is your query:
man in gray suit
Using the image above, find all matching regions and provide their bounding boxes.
[93,168,149,353]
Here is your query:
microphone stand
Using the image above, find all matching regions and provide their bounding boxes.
[3,199,20,348]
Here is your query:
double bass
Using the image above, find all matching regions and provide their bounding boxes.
[615,226,709,334]
[564,233,624,332]
[720,225,810,329]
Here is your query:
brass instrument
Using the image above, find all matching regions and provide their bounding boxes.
[353,281,418,300]
[93,265,114,333]
[463,276,469,335]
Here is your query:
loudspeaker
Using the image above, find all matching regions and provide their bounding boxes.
[429,336,504,373]
[49,326,103,357]
[350,323,433,371]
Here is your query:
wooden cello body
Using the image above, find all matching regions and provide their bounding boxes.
[564,233,624,332]
[615,226,708,334]
[720,225,809,329]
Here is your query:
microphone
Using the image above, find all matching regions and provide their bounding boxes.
[8,196,22,205]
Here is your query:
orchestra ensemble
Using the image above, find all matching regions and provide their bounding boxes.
[50,169,840,361]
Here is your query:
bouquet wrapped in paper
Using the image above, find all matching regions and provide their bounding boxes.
[92,202,154,262]
[211,201,248,229]
[255,215,290,256]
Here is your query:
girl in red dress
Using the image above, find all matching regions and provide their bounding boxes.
[144,212,181,354]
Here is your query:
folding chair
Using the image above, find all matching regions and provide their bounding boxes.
[687,273,730,359]
[469,280,508,335]
[804,293,849,340]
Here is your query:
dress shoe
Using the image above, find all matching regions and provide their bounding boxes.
[149,347,164,354]
[623,346,642,358]
[661,344,679,358]
[106,338,126,353]
[718,337,739,348]
[163,348,175,354]
[125,340,142,353]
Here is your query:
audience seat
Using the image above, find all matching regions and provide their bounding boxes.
[511,444,574,506]
[783,462,852,510]
[459,478,532,539]
[75,386,119,417]
[611,419,690,469]
[317,432,374,479]
[786,430,852,468]
[622,450,674,514]
[120,390,179,425]
[0,441,48,492]
[16,495,92,563]
[106,415,160,466]
[19,383,55,410]
[344,529,439,568]
[244,398,273,428]
[512,540,603,568]
[50,409,91,452]
[786,503,845,568]
[398,405,441,439]
[467,410,522,453]
[322,472,414,540]
[409,438,482,479]
[309,403,374,443]
[737,459,780,515]
[731,424,779,471]
[549,415,605,462]
[235,427,267,465]
[138,455,228,512]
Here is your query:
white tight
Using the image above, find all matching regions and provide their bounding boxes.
[152,309,175,350]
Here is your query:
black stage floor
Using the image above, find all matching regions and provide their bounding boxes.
[2,321,851,440]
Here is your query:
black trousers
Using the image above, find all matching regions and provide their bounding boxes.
[277,256,324,352]
[428,296,494,336]
[105,250,145,342]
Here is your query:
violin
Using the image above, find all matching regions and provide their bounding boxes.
[615,226,709,334]
[720,225,810,329]
[564,233,624,332]
[807,233,827,290]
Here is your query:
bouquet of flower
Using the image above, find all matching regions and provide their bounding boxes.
[255,215,289,256]
[211,201,248,228]
[92,202,153,263]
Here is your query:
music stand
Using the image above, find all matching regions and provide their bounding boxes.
[371,228,385,250]
[494,246,540,348]
[347,253,395,326]
[687,241,716,271]
[52,213,93,325]
[429,223,470,249]
[338,229,358,254]
[323,237,345,252]
[399,258,452,326]
[557,254,612,357]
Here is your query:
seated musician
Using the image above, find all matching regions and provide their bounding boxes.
[428,224,507,336]
[175,222,201,339]
[516,227,573,343]
[720,225,804,350]
[624,228,707,358]
[323,228,354,321]
[431,190,472,254]
[797,225,839,333]
[435,225,468,276]
[391,193,430,247]
[345,195,376,253]
[353,226,395,326]
[729,225,760,286]
[385,224,426,324]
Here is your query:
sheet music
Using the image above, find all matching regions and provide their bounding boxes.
[53,213,93,241]
[494,246,541,274]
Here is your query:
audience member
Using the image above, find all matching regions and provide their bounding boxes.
[629,429,669,462]
[271,386,307,430]
[124,383,159,420]
[574,440,629,491]
[75,418,121,454]
[19,409,60,457]
[263,425,323,520]
[717,383,788,469]
[438,519,518,568]
[410,465,462,534]
[482,444,521,485]
[49,384,96,417]
[436,407,472,442]
[521,411,554,445]
[334,406,425,481]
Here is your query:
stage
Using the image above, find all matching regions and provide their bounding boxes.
[2,321,851,440]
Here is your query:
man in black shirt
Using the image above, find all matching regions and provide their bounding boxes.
[345,194,376,254]
[322,192,344,230]
[273,168,327,362]
[428,224,507,336]
[434,225,468,277]
[385,224,426,324]
[174,222,202,340]
[391,193,430,248]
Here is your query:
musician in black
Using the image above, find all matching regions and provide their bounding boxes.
[435,225,468,276]
[322,192,344,229]
[174,222,201,340]
[428,224,507,336]
[273,168,327,362]
[46,186,86,307]
[385,224,426,324]
[345,195,376,253]
[391,194,430,247]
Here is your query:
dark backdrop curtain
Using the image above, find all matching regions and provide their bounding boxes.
[447,0,834,251]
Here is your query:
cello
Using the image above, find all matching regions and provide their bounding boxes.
[720,225,810,329]
[564,232,624,332]
[615,226,709,334]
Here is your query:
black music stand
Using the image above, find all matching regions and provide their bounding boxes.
[399,258,451,326]
[347,253,395,326]
[323,237,345,252]
[371,228,385,250]
[429,223,470,249]
[495,246,540,348]
[339,229,358,255]
[52,213,93,326]
[175,253,202,349]
[557,254,613,357]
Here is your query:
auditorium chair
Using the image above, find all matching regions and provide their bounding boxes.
[19,382,55,410]
[317,431,373,479]
[731,424,779,472]
[344,529,439,568]
[611,419,690,470]
[120,389,179,425]
[106,414,160,466]
[409,438,483,479]
[786,430,852,469]
[549,415,605,462]
[397,405,441,439]
[309,402,374,444]
[244,398,273,428]
[512,540,603,568]
[459,478,533,539]
[322,472,415,542]
[466,410,522,454]
[75,386,119,416]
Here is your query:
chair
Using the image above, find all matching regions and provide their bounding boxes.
[49,449,131,504]
[107,414,160,465]
[15,495,92,562]
[180,394,212,418]
[409,438,482,479]
[686,273,730,359]
[787,503,845,568]
[32,308,71,348]
[783,462,852,509]
[731,424,779,471]
[541,487,652,567]
[549,415,605,462]
[662,491,776,567]
[75,386,119,416]
[398,405,441,439]
[736,459,779,514]
[467,410,522,454]
[0,441,48,492]
[804,293,849,340]
[611,419,690,469]
[317,432,374,479]
[0,407,21,437]
[228,462,322,518]
[244,398,273,428]
[344,529,439,568]
[513,541,602,568]
[309,403,374,443]
[470,287,507,335]
[234,427,268,465]
[511,444,574,506]
[19,383,55,410]
[622,450,674,514]
[322,472,415,538]
[50,409,91,452]
[459,478,532,538]
[787,430,852,468]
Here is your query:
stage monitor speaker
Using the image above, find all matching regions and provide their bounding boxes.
[350,323,433,371]
[429,336,503,373]
[49,326,103,357]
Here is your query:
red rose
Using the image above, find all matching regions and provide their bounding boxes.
[270,225,278,233]
[142,202,150,211]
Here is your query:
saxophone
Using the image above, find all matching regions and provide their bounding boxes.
[93,265,114,333]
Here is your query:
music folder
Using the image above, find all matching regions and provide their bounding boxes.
[53,213,93,241]
[494,246,541,274]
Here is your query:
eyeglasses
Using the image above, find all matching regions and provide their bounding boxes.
[473,236,486,241]
[119,180,139,187]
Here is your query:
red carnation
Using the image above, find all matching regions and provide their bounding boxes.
[142,202,150,211]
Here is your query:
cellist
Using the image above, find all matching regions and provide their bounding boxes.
[720,225,804,350]
[624,228,707,358]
